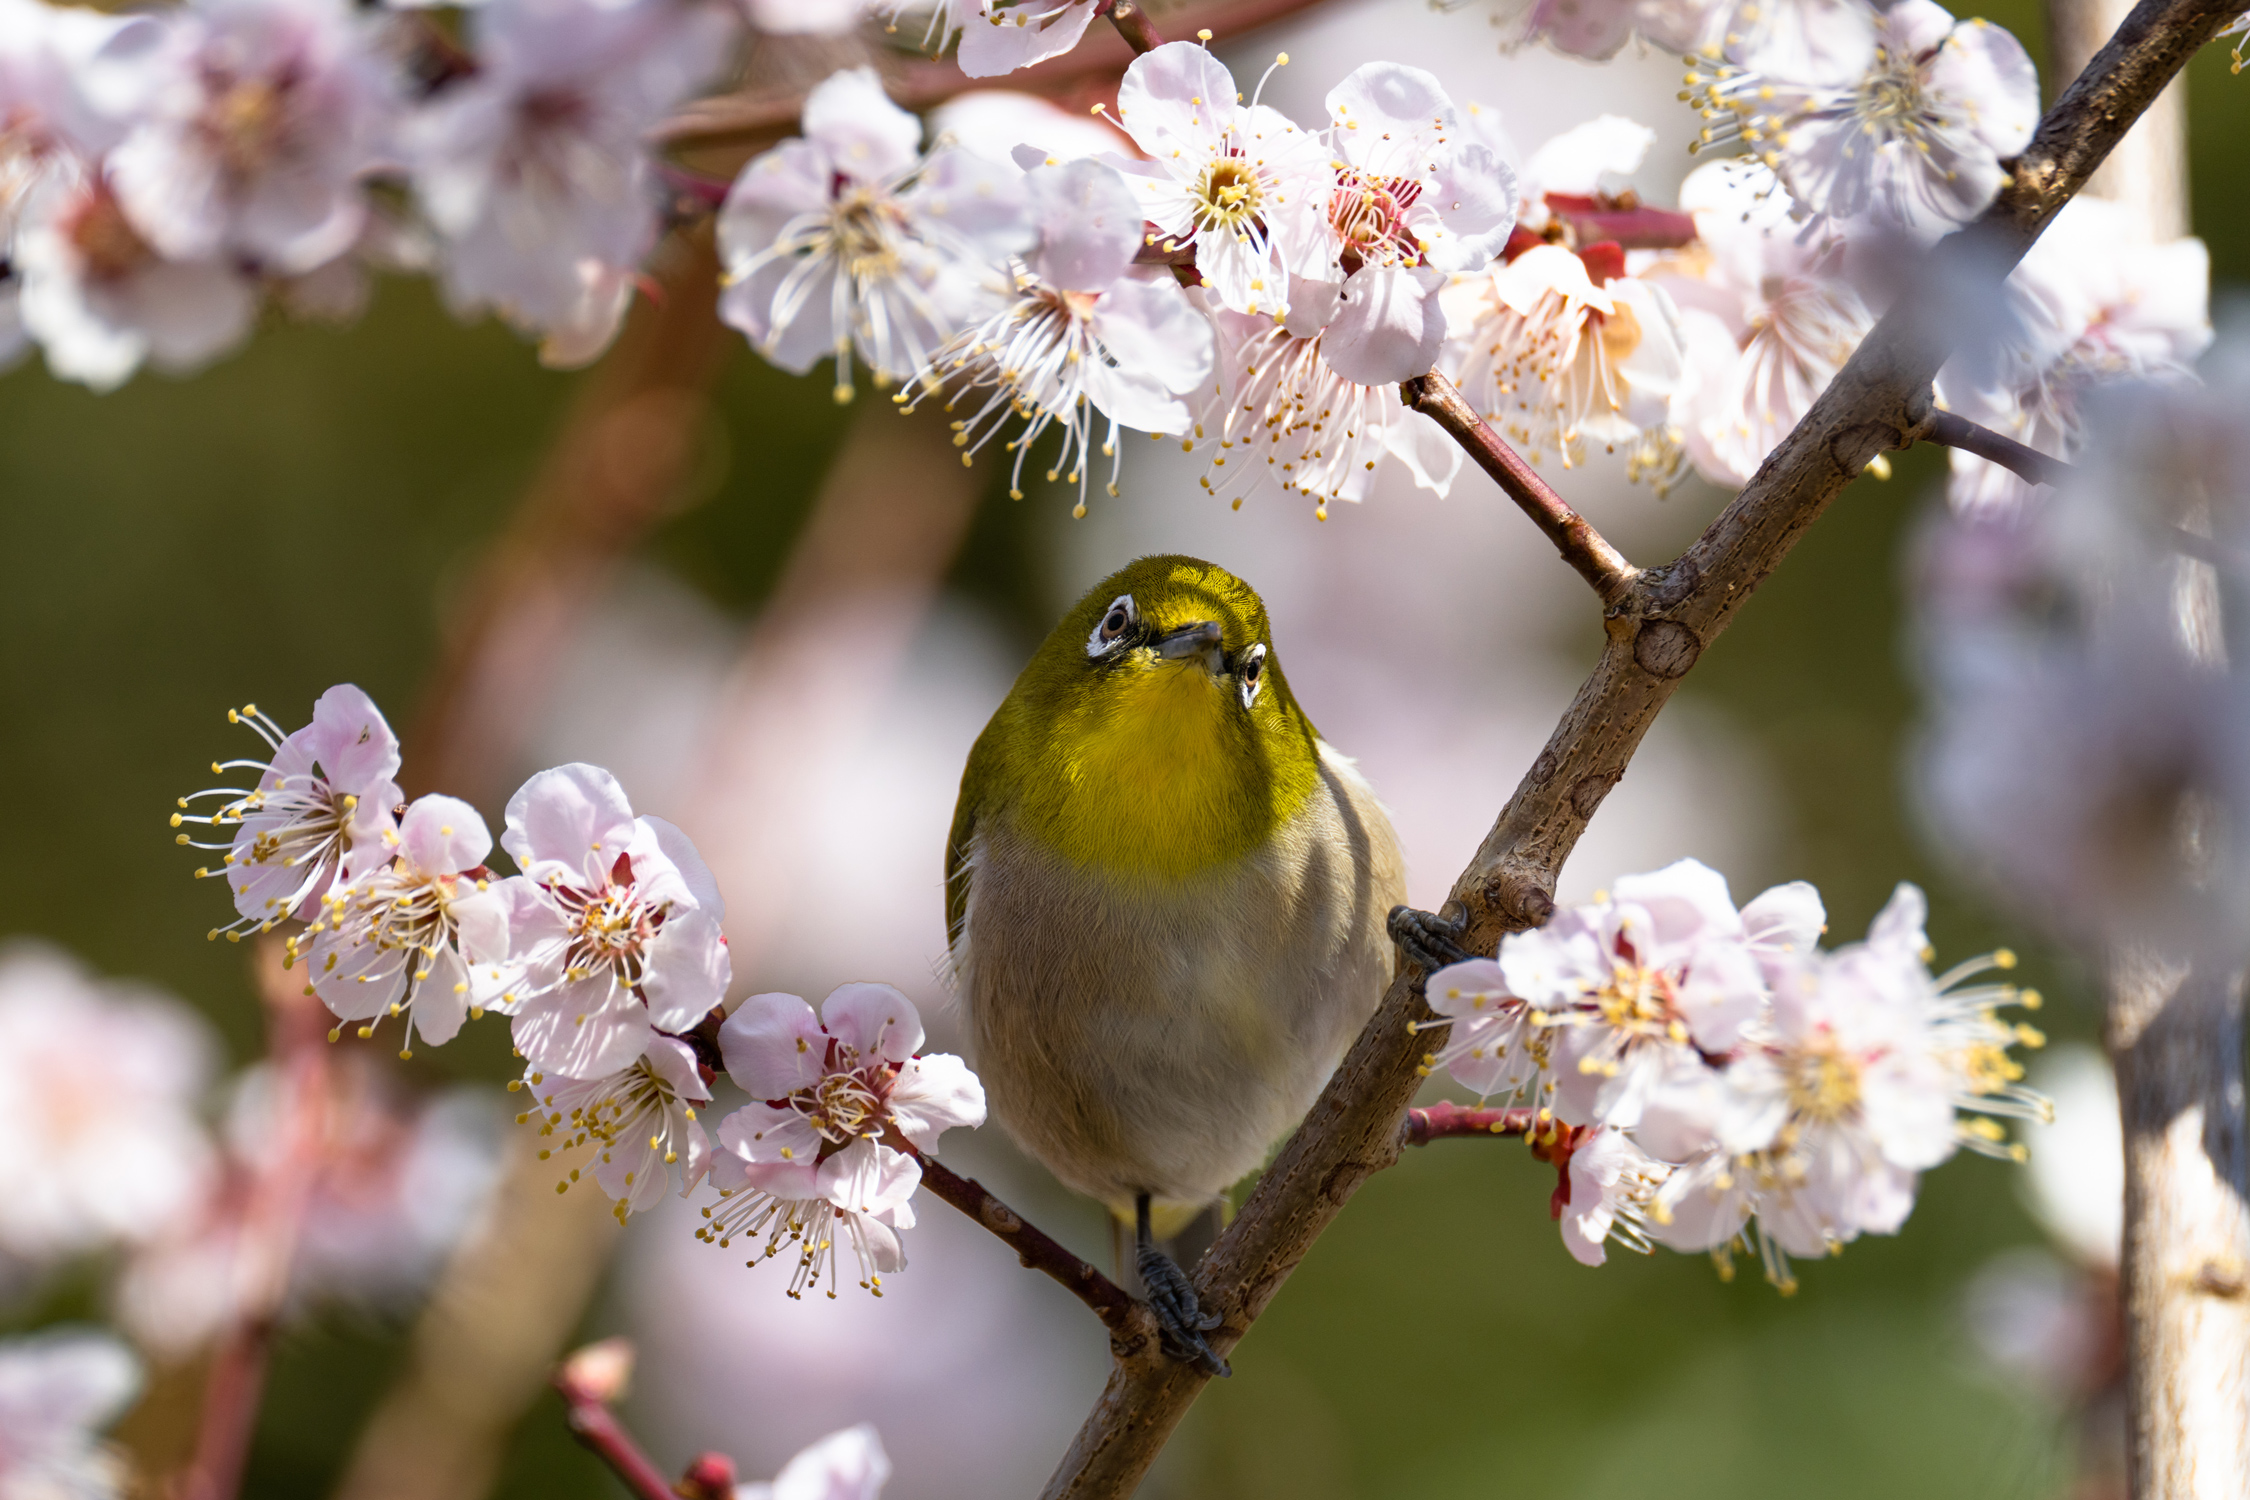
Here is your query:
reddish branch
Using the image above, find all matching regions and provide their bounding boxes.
[915,1154,1160,1357]
[1098,0,1168,52]
[1401,1101,1537,1145]
[1920,408,2074,487]
[1035,1,2246,1495]
[1400,371,1638,605]
[552,1359,679,1500]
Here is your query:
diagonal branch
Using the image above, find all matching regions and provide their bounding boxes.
[1099,0,1167,52]
[915,1155,1160,1358]
[1920,408,2075,486]
[1035,0,2246,1494]
[1401,371,1638,606]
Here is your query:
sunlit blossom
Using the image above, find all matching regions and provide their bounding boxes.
[521,1035,711,1220]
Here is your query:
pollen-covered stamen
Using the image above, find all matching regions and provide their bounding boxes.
[1328,167,1424,272]
[175,704,368,940]
[528,1056,700,1221]
[695,1190,888,1300]
[1196,322,1408,520]
[553,874,663,988]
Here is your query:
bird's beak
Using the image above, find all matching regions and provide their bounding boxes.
[1154,620,1225,673]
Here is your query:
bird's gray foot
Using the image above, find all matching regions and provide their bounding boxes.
[1389,904,1473,981]
[1135,1194,1230,1378]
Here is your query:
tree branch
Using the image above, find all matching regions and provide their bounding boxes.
[915,1155,1160,1358]
[1920,408,2074,486]
[1400,371,1638,606]
[1402,1102,1536,1145]
[552,1348,678,1500]
[1035,1,2246,1494]
[1098,0,1167,53]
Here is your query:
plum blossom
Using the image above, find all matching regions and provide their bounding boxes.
[1684,0,2039,237]
[405,0,737,366]
[928,88,1130,174]
[106,0,397,277]
[902,157,1211,514]
[520,1035,711,1221]
[1417,956,1552,1103]
[1107,41,1330,319]
[737,1424,891,1500]
[0,943,219,1264]
[1936,194,2210,514]
[1650,884,2045,1289]
[0,1330,140,1500]
[1193,283,1464,519]
[495,763,732,1079]
[718,67,1031,402]
[1311,62,1517,385]
[903,0,1101,79]
[700,984,984,1298]
[1655,159,1874,488]
[1555,1126,1671,1266]
[175,686,402,941]
[296,793,514,1058]
[1443,238,1687,484]
[1463,0,1719,60]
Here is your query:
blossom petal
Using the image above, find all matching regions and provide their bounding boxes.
[1322,265,1446,386]
[887,1053,987,1150]
[819,983,923,1064]
[718,992,827,1098]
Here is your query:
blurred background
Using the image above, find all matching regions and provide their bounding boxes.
[3,0,2238,1494]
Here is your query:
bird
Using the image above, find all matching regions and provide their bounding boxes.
[944,555,1408,1373]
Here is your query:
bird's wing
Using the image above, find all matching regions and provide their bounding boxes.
[944,721,1001,955]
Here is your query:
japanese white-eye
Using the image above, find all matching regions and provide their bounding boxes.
[945,555,1405,1370]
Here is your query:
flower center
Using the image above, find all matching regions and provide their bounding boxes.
[1329,168,1421,272]
[67,184,154,283]
[561,885,656,981]
[207,74,288,178]
[1854,53,1930,128]
[1594,961,1673,1034]
[1785,1042,1863,1122]
[830,190,903,281]
[1192,155,1264,234]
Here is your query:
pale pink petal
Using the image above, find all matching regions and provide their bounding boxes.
[819,983,923,1064]
[718,992,827,1097]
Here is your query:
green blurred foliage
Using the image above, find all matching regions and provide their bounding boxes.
[4,13,2248,1497]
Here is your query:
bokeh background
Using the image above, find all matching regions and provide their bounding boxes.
[3,0,2238,1494]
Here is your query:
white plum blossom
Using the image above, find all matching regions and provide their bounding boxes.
[1418,956,1551,1102]
[1194,282,1464,519]
[718,66,1031,402]
[405,0,738,366]
[1937,194,2211,513]
[1468,0,1720,60]
[296,793,514,1058]
[106,0,396,277]
[1108,41,1330,319]
[0,943,219,1264]
[1443,240,1687,484]
[737,1423,892,1500]
[175,686,402,941]
[1557,1127,1671,1266]
[520,1035,711,1221]
[1684,0,2039,237]
[495,763,733,1079]
[903,156,1211,514]
[913,0,1102,79]
[1656,159,1874,488]
[0,1330,140,1500]
[700,984,984,1298]
[1312,62,1518,385]
[928,88,1130,175]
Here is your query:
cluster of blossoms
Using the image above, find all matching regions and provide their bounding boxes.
[1913,336,2250,961]
[178,684,984,1292]
[1420,859,2047,1289]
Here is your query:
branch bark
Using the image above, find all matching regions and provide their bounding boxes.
[915,1155,1160,1357]
[1919,409,2075,487]
[1401,1102,1536,1145]
[1099,0,1167,53]
[1400,371,1638,605]
[1035,1,2245,1493]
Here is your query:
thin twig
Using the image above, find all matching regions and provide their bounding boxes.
[1400,371,1638,606]
[1036,0,2244,1493]
[1099,0,1167,52]
[1921,408,2074,486]
[1402,1102,1536,1145]
[915,1155,1159,1356]
[551,1365,677,1500]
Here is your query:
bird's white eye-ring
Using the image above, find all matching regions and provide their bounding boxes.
[1239,644,1267,709]
[1086,594,1137,657]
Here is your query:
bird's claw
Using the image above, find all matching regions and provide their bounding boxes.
[1389,904,1473,982]
[1135,1242,1231,1378]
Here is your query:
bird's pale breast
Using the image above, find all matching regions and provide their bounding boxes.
[953,740,1405,1222]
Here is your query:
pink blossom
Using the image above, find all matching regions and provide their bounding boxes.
[736,1423,891,1500]
[0,1329,140,1500]
[521,1035,711,1219]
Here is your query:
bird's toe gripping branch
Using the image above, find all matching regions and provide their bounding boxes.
[1134,1193,1230,1378]
[1388,904,1474,983]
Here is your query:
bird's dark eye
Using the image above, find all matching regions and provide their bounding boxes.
[1085,594,1137,657]
[1239,644,1268,708]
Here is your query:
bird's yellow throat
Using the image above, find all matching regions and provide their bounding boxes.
[1016,651,1319,882]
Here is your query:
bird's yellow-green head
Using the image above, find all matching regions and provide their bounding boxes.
[962,555,1324,886]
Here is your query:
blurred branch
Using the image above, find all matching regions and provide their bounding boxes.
[1036,0,2246,1493]
[2050,0,2191,237]
[655,0,1333,151]
[1919,409,2075,487]
[916,1156,1159,1354]
[1099,0,1167,52]
[1401,1102,1535,1146]
[1400,372,1638,605]
[551,1343,683,1500]
[176,940,329,1500]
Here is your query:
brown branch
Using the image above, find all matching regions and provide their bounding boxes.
[655,0,1334,150]
[1402,1102,1536,1145]
[915,1154,1160,1357]
[1099,0,1167,52]
[1035,0,2245,1494]
[1920,408,2074,486]
[551,1346,680,1500]
[1400,371,1638,606]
